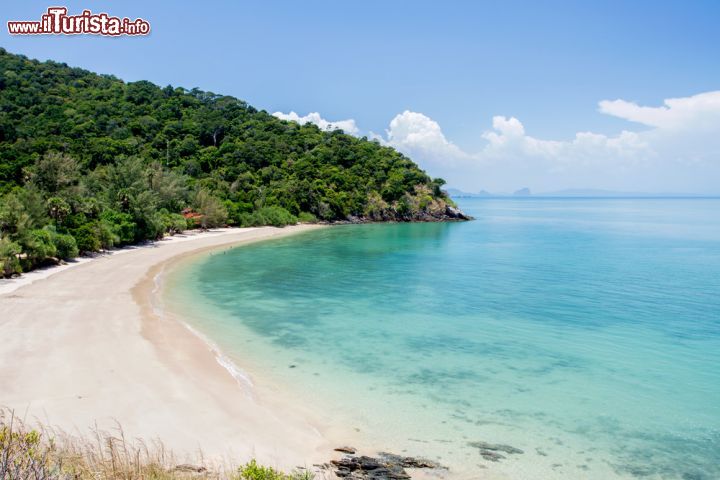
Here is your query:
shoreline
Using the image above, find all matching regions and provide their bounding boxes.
[0,227,278,297]
[0,225,339,470]
[150,228,483,480]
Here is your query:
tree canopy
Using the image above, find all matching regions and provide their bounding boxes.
[0,48,459,276]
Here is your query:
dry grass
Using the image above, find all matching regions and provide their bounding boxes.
[0,410,316,480]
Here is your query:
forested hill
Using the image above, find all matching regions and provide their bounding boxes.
[0,48,467,276]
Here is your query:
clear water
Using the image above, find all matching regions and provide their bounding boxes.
[165,199,720,479]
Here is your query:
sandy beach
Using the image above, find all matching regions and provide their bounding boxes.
[0,225,334,470]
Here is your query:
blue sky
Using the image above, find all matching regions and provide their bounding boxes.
[2,1,720,193]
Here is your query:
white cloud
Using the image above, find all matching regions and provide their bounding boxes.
[380,92,720,193]
[275,91,720,194]
[598,91,720,130]
[272,111,359,136]
[383,111,469,166]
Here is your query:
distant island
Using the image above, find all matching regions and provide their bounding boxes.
[0,49,467,277]
[446,187,716,198]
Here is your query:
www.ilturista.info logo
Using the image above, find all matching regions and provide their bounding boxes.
[7,7,150,36]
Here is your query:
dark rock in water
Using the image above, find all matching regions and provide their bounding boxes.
[331,451,442,479]
[479,450,505,462]
[332,456,408,479]
[345,215,367,224]
[469,441,524,455]
[445,205,472,220]
[470,441,524,463]
[335,446,357,454]
[377,452,441,469]
[333,203,473,224]
[682,472,709,480]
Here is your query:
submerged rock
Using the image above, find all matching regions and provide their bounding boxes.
[377,452,441,469]
[330,451,442,479]
[335,446,358,454]
[479,450,505,462]
[469,441,524,463]
[332,456,410,479]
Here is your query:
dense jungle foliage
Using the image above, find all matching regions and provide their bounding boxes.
[0,48,456,276]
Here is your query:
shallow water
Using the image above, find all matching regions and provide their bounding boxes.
[165,198,720,479]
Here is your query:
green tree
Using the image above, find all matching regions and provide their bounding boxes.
[0,47,465,277]
[24,152,79,194]
[72,223,102,253]
[46,196,71,223]
[0,236,22,276]
[194,189,228,228]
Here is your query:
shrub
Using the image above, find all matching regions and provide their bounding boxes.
[236,459,313,480]
[0,237,22,277]
[297,211,317,223]
[195,189,228,228]
[395,193,415,217]
[0,410,181,480]
[0,190,47,236]
[0,410,317,480]
[1,226,79,271]
[161,212,189,234]
[96,220,120,249]
[237,459,286,480]
[26,228,57,262]
[53,232,78,260]
[72,223,101,253]
[239,206,297,228]
[364,191,389,220]
[100,210,136,244]
[260,206,297,227]
[142,211,167,240]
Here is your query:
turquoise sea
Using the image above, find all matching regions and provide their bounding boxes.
[164,198,720,479]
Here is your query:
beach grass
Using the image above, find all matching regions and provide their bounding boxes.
[0,410,316,480]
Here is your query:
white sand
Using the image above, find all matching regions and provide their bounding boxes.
[0,225,336,470]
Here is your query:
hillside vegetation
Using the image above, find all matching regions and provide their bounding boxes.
[0,49,464,277]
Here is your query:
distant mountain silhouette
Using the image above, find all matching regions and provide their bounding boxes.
[446,187,715,198]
